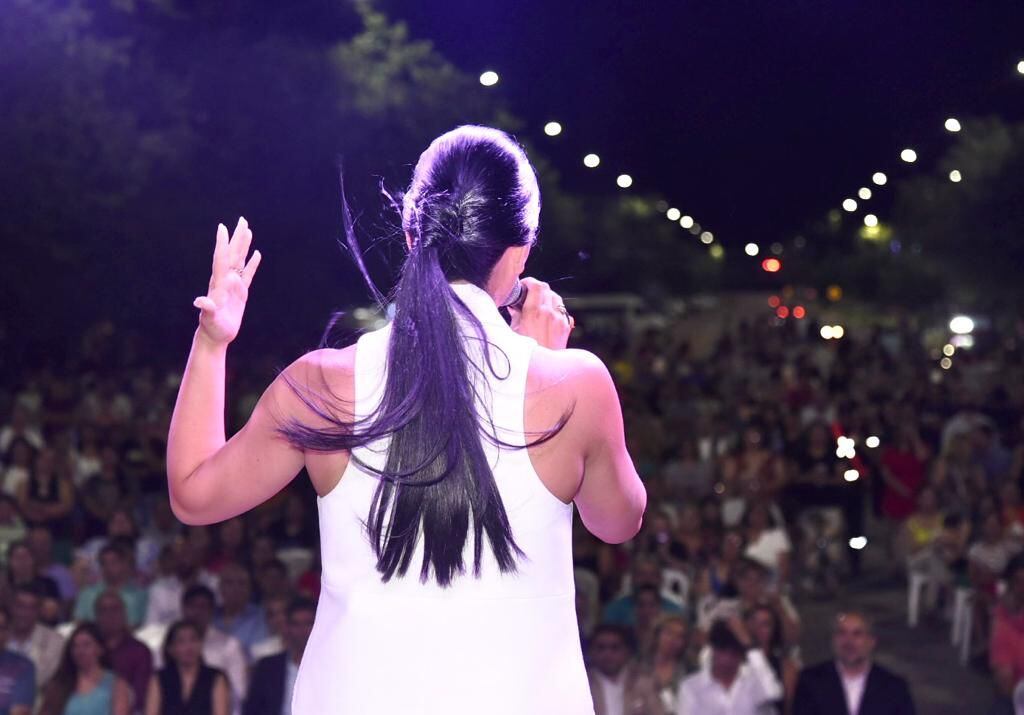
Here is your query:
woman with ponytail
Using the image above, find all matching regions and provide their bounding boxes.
[167,125,647,713]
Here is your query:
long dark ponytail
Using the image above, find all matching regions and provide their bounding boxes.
[276,126,557,587]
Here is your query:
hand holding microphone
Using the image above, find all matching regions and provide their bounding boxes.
[503,277,575,350]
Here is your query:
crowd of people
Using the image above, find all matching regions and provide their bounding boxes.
[0,304,1022,714]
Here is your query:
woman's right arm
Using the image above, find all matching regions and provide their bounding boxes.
[569,350,647,543]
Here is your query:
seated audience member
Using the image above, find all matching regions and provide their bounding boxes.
[0,497,26,568]
[74,541,147,628]
[254,559,291,604]
[6,586,64,687]
[0,605,35,715]
[992,555,1024,709]
[676,618,782,715]
[642,615,692,715]
[700,559,800,646]
[1,440,35,500]
[585,624,661,715]
[745,604,800,713]
[793,610,915,715]
[741,501,791,585]
[144,539,218,627]
[213,563,267,657]
[95,590,153,714]
[603,555,684,626]
[970,511,1021,656]
[178,586,245,712]
[15,447,73,539]
[249,596,289,661]
[26,526,76,604]
[206,519,248,576]
[243,598,316,715]
[4,540,61,610]
[145,620,230,715]
[38,623,132,715]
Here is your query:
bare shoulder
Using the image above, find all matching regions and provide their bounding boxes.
[528,346,615,393]
[265,345,356,425]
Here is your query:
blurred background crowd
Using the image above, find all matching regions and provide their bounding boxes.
[1,305,1022,714]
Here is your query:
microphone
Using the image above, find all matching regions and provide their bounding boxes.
[499,280,528,310]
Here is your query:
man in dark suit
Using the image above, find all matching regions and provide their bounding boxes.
[793,610,915,715]
[243,597,316,715]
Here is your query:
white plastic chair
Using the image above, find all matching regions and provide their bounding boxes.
[907,570,931,627]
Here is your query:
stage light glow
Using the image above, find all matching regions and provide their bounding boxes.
[700,232,714,244]
[949,315,974,334]
[666,208,681,221]
[849,536,868,550]
[544,121,562,137]
[864,214,878,227]
[768,295,781,308]
[583,153,600,168]
[761,257,782,273]
[820,326,834,340]
[940,357,953,370]
[872,172,888,186]
[771,242,783,255]
[866,435,880,449]
[945,117,961,132]
[744,243,759,256]
[709,244,725,259]
[479,71,499,86]
[832,325,845,339]
[842,198,857,212]
[793,305,806,319]
[942,344,955,357]
[1018,60,1024,75]
[827,285,843,302]
[901,148,918,163]
[616,174,633,188]
[680,215,694,229]
[844,469,860,482]
[776,306,790,319]
[858,187,872,200]
[949,170,962,183]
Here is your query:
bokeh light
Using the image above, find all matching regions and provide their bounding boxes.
[700,231,714,244]
[900,148,917,163]
[666,208,681,221]
[543,121,562,137]
[863,214,878,227]
[949,315,975,334]
[479,71,499,86]
[842,198,857,212]
[949,170,962,183]
[583,153,600,168]
[680,215,694,229]
[944,117,961,132]
[858,187,872,200]
[872,172,888,186]
[616,174,633,188]
[744,243,759,256]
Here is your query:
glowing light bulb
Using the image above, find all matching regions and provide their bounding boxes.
[849,536,868,550]
[680,215,694,229]
[901,148,917,163]
[479,71,499,86]
[543,121,562,137]
[872,172,887,186]
[864,214,878,227]
[858,187,872,200]
[844,469,860,482]
[866,435,880,449]
[666,208,681,221]
[842,199,857,212]
[945,118,961,132]
[583,153,600,168]
[744,243,759,256]
[949,170,962,183]
[700,232,714,244]
[616,174,633,189]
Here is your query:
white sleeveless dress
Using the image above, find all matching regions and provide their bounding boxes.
[291,281,596,714]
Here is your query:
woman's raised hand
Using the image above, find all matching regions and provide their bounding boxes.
[508,277,574,350]
[193,216,262,346]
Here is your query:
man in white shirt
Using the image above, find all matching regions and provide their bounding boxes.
[6,587,63,687]
[677,618,782,715]
[585,624,661,715]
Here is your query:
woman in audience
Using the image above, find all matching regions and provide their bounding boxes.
[145,620,230,715]
[642,614,693,715]
[746,603,799,713]
[39,622,132,715]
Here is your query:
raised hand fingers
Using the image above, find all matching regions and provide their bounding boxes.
[212,223,230,278]
[228,216,252,268]
[241,249,262,288]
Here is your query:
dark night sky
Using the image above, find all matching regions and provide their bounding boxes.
[382,0,1024,247]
